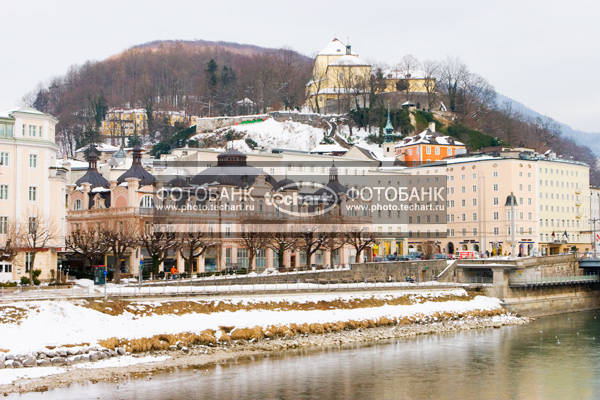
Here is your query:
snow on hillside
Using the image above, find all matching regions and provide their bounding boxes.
[337,125,385,156]
[192,118,326,152]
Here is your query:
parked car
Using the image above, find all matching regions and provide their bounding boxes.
[432,254,448,260]
[373,257,384,262]
[406,252,423,260]
[385,254,397,261]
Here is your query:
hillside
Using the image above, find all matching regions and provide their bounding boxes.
[496,93,600,156]
[27,39,314,156]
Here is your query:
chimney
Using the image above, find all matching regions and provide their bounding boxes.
[429,122,436,132]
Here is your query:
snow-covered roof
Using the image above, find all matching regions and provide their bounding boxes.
[56,159,89,170]
[237,98,255,105]
[75,143,120,153]
[0,106,50,119]
[383,69,427,79]
[310,143,347,154]
[312,88,368,95]
[318,38,355,56]
[395,129,465,148]
[329,55,369,67]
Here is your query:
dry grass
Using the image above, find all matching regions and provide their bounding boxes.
[0,305,29,325]
[98,329,219,353]
[84,292,475,317]
[95,307,507,354]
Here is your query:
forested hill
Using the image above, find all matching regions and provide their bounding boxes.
[27,39,313,153]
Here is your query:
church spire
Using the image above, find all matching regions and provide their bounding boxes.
[345,37,351,55]
[384,107,394,143]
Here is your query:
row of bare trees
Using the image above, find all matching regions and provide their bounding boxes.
[60,216,377,283]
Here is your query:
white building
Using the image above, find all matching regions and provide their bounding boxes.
[0,107,66,282]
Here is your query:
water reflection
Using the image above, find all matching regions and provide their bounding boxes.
[12,311,600,400]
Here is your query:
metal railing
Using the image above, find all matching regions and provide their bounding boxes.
[468,277,493,284]
[509,274,600,286]
[0,278,465,302]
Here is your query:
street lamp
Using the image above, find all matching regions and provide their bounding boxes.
[505,192,518,258]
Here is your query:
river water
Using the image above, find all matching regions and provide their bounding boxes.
[12,310,600,400]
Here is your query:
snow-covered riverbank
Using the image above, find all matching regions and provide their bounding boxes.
[0,289,531,394]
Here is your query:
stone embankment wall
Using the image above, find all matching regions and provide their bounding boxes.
[461,255,600,316]
[163,260,450,287]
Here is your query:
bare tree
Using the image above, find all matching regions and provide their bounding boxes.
[299,222,327,269]
[344,226,376,264]
[307,62,328,114]
[101,220,139,284]
[397,55,420,101]
[439,56,469,113]
[240,217,270,273]
[64,224,109,270]
[421,59,439,109]
[176,223,214,276]
[20,209,60,282]
[322,217,346,266]
[0,219,21,263]
[264,222,298,271]
[139,223,178,276]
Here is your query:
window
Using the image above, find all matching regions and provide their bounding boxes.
[461,199,466,207]
[447,148,452,155]
[493,197,499,205]
[435,147,440,155]
[237,248,249,268]
[473,213,477,221]
[493,171,498,178]
[29,186,37,202]
[493,227,499,235]
[39,126,43,137]
[73,199,82,210]
[472,198,477,206]
[0,152,8,166]
[256,249,267,271]
[0,216,7,234]
[139,196,154,209]
[28,125,36,137]
[493,184,499,191]
[473,228,478,236]
[25,252,33,272]
[493,212,499,220]
[28,217,37,234]
[0,185,7,200]
[29,154,37,168]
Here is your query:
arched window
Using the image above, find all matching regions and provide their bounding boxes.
[140,195,154,209]
[73,199,82,211]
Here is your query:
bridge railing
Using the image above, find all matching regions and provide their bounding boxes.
[509,274,600,286]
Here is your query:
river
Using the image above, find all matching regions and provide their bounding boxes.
[11,310,600,399]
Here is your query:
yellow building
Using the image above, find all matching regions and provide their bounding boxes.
[306,39,371,114]
[306,39,436,114]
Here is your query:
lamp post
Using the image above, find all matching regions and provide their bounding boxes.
[505,192,518,259]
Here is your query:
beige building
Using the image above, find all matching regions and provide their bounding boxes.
[408,148,591,257]
[0,107,66,282]
[537,154,591,255]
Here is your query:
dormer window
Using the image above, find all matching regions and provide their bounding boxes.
[74,199,82,210]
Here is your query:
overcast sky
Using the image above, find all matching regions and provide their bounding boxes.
[1,0,598,132]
